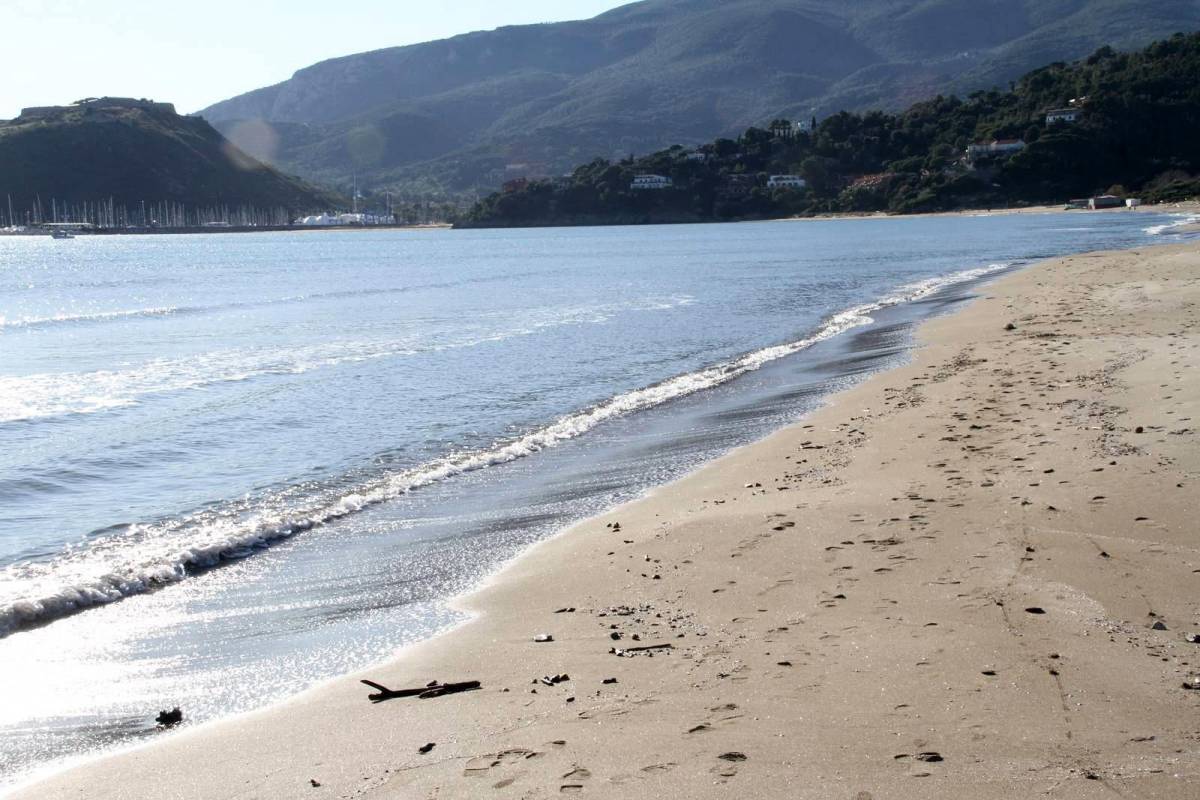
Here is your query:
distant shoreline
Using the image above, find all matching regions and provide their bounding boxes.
[4,201,1195,238]
[0,223,452,238]
[453,200,1200,230]
[776,201,1200,223]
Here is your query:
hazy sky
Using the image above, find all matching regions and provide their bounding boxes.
[2,0,631,119]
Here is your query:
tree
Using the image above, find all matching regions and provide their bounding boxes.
[800,156,834,195]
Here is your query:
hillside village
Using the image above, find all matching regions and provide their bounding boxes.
[461,33,1200,227]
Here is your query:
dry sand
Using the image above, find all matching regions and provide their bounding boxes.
[784,199,1200,224]
[12,242,1200,800]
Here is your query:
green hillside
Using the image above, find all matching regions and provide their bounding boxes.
[0,98,339,226]
[459,33,1200,226]
[198,0,1200,197]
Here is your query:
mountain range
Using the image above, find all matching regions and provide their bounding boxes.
[199,0,1200,196]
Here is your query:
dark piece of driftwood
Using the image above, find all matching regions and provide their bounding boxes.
[609,643,674,657]
[361,679,482,703]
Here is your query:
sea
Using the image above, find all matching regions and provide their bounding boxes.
[0,210,1195,790]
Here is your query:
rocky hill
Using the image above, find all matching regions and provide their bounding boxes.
[199,0,1200,195]
[0,98,339,225]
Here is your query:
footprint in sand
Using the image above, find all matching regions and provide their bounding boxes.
[560,765,592,792]
[640,763,677,774]
[710,752,748,779]
[759,577,795,596]
[463,748,540,777]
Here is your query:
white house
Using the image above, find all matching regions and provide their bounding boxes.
[685,151,708,162]
[631,174,673,190]
[1045,108,1080,125]
[767,174,807,190]
[793,118,817,135]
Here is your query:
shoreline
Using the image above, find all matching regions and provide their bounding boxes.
[0,223,453,238]
[11,240,1200,798]
[0,256,1005,642]
[776,200,1198,223]
[453,200,1199,230]
[3,200,1195,238]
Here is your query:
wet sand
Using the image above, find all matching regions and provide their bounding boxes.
[11,241,1200,799]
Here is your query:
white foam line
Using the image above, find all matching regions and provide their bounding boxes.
[1143,213,1200,236]
[0,269,565,333]
[0,263,1009,636]
[0,307,180,330]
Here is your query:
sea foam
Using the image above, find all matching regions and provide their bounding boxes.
[1144,213,1200,236]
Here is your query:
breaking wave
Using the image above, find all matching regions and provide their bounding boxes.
[1144,214,1200,236]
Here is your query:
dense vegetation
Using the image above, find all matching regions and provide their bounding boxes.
[0,100,339,226]
[201,0,1200,197]
[458,33,1200,227]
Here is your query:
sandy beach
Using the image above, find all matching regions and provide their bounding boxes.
[786,199,1200,224]
[12,239,1200,799]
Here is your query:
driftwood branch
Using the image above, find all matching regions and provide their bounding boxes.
[609,643,674,657]
[361,679,482,703]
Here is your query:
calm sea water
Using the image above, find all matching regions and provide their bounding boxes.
[0,212,1192,788]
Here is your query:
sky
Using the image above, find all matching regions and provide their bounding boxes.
[1,0,631,119]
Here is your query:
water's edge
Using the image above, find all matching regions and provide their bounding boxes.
[0,261,1009,638]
